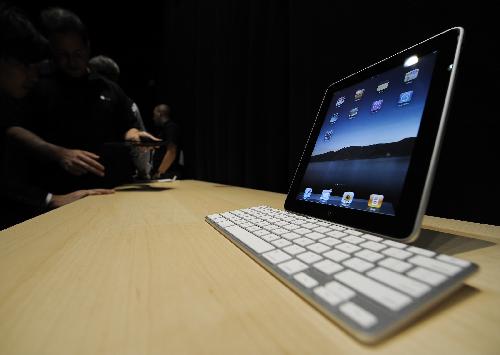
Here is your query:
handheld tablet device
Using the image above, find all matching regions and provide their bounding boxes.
[285,27,464,242]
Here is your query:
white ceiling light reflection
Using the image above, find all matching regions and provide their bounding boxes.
[404,55,419,67]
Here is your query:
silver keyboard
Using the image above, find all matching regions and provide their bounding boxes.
[206,206,478,343]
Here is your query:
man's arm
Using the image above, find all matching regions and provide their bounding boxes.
[6,126,105,176]
[154,143,177,177]
[124,128,161,142]
[49,189,115,208]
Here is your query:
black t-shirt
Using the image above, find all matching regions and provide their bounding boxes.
[28,71,140,150]
[24,71,142,193]
[152,120,181,175]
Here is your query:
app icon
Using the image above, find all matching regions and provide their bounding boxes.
[368,194,384,208]
[398,90,413,105]
[341,192,354,205]
[303,187,312,199]
[348,107,358,118]
[377,81,389,92]
[336,96,346,107]
[404,68,419,82]
[329,113,339,123]
[371,99,383,112]
[320,189,332,202]
[354,89,365,101]
[324,130,333,140]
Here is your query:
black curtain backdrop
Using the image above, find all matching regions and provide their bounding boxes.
[15,1,499,225]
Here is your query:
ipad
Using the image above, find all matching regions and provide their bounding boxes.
[285,27,464,242]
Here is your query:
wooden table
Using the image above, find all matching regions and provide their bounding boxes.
[1,180,499,354]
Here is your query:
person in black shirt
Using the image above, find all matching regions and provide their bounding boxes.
[151,104,181,179]
[0,4,113,229]
[26,7,159,193]
[89,55,153,179]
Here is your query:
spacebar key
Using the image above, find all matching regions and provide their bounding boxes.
[226,225,275,253]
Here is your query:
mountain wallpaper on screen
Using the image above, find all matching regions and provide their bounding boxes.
[309,137,416,162]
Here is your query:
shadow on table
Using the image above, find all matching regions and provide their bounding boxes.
[411,229,495,255]
[114,185,174,192]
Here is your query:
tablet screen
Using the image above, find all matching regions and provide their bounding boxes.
[295,52,437,216]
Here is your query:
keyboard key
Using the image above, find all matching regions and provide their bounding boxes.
[282,232,300,240]
[360,241,386,252]
[272,228,288,235]
[256,221,270,227]
[260,233,280,242]
[313,226,331,233]
[345,229,363,236]
[361,234,383,242]
[407,267,447,286]
[324,249,350,262]
[342,235,365,244]
[307,243,330,254]
[272,239,292,248]
[408,255,461,276]
[335,270,412,311]
[378,258,412,273]
[254,229,270,237]
[262,250,291,264]
[283,244,306,255]
[437,254,471,268]
[355,249,384,262]
[314,287,343,306]
[319,237,342,247]
[278,259,308,274]
[325,281,356,300]
[294,237,314,246]
[368,267,430,298]
[383,240,407,249]
[317,221,331,227]
[294,272,318,288]
[295,228,312,235]
[343,257,374,272]
[302,223,319,229]
[330,225,346,231]
[297,251,322,264]
[407,246,435,257]
[217,220,235,228]
[336,243,361,254]
[283,224,300,231]
[382,247,412,260]
[275,221,288,227]
[226,225,275,253]
[313,260,343,275]
[207,213,222,220]
[340,302,378,328]
[305,232,326,240]
[314,282,354,306]
[327,230,347,238]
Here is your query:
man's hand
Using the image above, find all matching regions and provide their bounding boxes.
[125,128,161,143]
[57,148,105,177]
[49,189,114,209]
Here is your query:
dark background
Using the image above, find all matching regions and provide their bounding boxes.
[16,0,499,225]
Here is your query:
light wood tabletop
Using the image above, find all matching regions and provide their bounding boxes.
[1,180,499,354]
